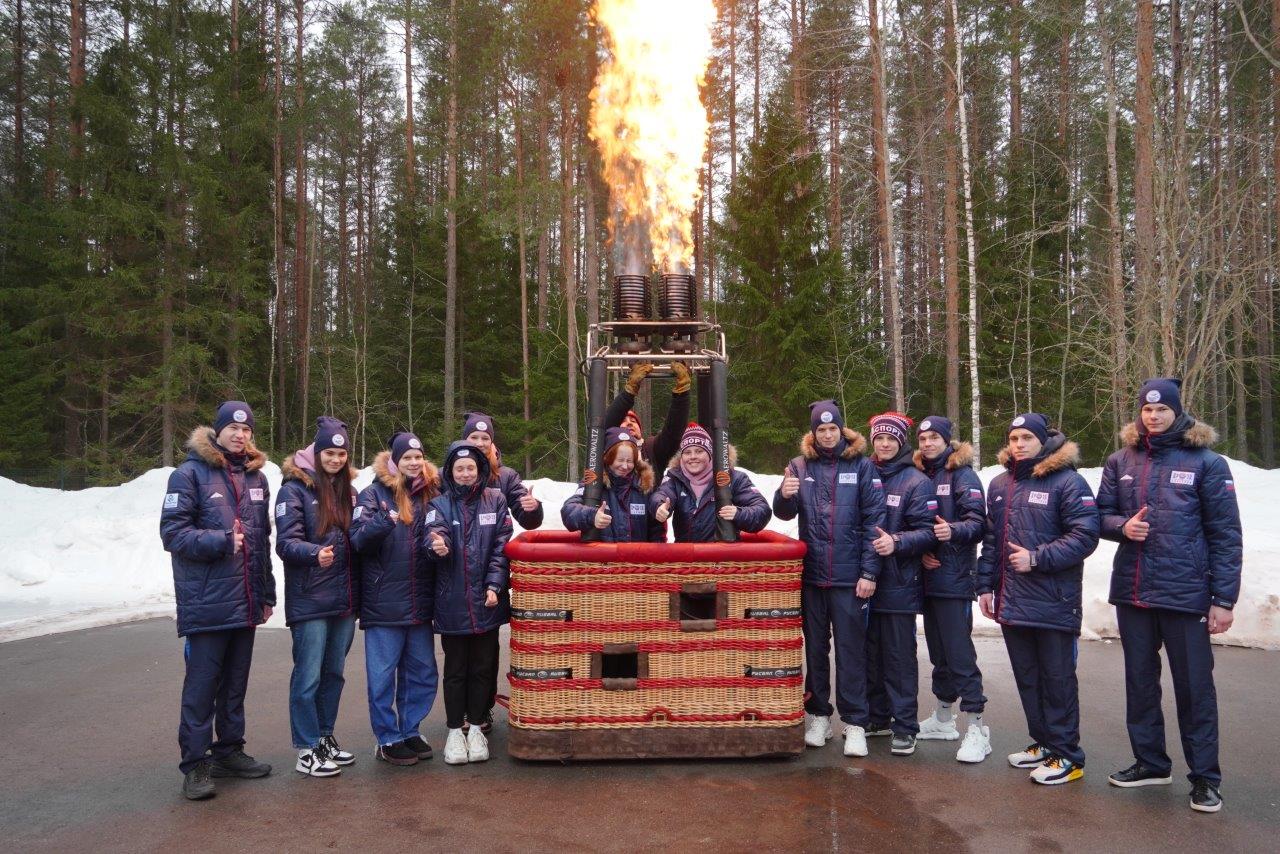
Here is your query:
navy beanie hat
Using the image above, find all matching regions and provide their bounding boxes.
[809,399,845,434]
[388,431,424,466]
[314,416,349,454]
[462,412,496,441]
[1008,413,1050,446]
[1139,378,1183,417]
[604,426,639,456]
[917,415,953,445]
[214,401,254,434]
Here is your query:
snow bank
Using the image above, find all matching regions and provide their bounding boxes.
[2,458,1278,647]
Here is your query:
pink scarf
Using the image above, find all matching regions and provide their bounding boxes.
[682,463,715,502]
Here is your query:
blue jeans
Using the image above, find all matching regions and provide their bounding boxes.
[289,615,357,749]
[364,624,438,747]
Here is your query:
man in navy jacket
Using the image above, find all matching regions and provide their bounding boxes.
[1097,379,1242,813]
[914,416,991,762]
[160,401,275,800]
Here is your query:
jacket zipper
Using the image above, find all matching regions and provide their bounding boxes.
[408,493,420,625]
[222,468,255,620]
[994,467,1016,621]
[462,494,477,632]
[1132,437,1154,607]
[828,461,837,585]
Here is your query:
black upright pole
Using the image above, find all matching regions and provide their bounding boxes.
[710,358,738,542]
[696,368,713,426]
[580,356,609,542]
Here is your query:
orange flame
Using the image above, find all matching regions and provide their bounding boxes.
[589,0,717,273]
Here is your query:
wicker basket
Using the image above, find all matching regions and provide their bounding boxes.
[504,530,807,760]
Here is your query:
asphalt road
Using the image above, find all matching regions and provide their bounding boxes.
[1,619,1276,852]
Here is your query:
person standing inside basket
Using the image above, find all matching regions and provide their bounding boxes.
[605,361,692,467]
[277,416,361,777]
[864,411,937,758]
[913,416,992,763]
[772,400,885,758]
[650,423,771,542]
[160,401,275,800]
[425,441,514,766]
[562,427,666,542]
[977,413,1099,786]
[350,431,440,767]
[1097,379,1241,813]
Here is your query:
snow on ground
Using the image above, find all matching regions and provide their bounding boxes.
[2,457,1278,647]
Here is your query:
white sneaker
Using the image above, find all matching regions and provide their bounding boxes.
[444,728,470,765]
[1008,742,1049,768]
[466,726,490,762]
[804,713,834,747]
[295,747,341,777]
[843,725,868,757]
[918,712,961,741]
[956,724,992,763]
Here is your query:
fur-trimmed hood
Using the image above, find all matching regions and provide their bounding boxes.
[997,431,1080,478]
[799,427,868,461]
[186,426,267,472]
[914,440,974,472]
[281,453,358,489]
[604,455,656,493]
[371,449,440,494]
[667,443,739,474]
[1119,419,1218,449]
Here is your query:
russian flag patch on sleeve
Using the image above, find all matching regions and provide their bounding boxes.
[1081,496,1096,506]
[969,488,983,497]
[1224,480,1235,493]
[926,499,939,511]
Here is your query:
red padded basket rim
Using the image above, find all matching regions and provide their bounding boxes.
[505,529,806,563]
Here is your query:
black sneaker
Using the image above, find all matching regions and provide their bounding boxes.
[209,750,272,778]
[403,734,434,760]
[890,733,917,756]
[375,741,419,767]
[182,761,216,800]
[320,734,356,766]
[1190,780,1223,813]
[865,723,893,737]
[1108,761,1173,788]
[480,710,494,735]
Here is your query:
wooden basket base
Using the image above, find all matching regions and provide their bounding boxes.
[508,722,804,762]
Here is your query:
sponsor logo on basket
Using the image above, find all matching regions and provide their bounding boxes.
[744,666,802,679]
[512,667,571,680]
[745,607,801,619]
[511,608,572,621]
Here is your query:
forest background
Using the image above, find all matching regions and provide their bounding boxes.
[1,0,1277,487]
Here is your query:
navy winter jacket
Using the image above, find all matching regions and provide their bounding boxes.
[275,453,360,627]
[426,442,514,636]
[869,448,937,615]
[1098,418,1242,614]
[561,457,666,542]
[977,431,1101,634]
[349,451,440,628]
[914,441,987,600]
[772,428,885,587]
[160,426,276,637]
[649,449,772,542]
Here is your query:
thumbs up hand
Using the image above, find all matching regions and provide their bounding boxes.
[1123,505,1151,542]
[872,526,896,556]
[232,519,245,554]
[780,468,800,499]
[594,504,613,529]
[655,499,672,524]
[1008,542,1033,573]
[932,515,952,542]
[317,545,335,568]
[430,532,450,557]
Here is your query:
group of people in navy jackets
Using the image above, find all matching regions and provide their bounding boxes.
[161,373,1241,814]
